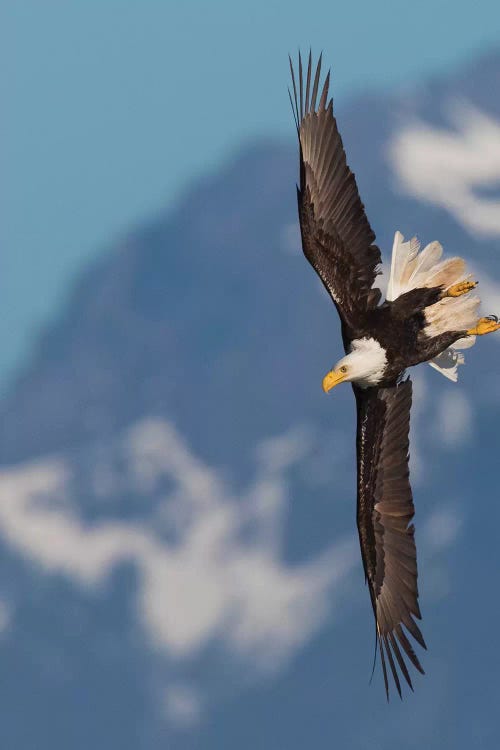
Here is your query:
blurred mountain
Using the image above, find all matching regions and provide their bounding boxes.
[0,48,500,750]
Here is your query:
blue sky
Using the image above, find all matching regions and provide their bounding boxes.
[2,0,500,391]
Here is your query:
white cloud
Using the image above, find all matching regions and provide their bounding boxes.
[474,267,500,316]
[389,103,500,237]
[255,426,314,474]
[226,538,357,671]
[0,419,357,673]
[436,389,474,448]
[163,683,202,729]
[423,506,462,552]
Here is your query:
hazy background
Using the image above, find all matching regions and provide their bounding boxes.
[2,1,500,748]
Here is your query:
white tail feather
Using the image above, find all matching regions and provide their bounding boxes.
[386,232,419,302]
[419,257,465,290]
[424,295,480,337]
[387,231,480,381]
[405,240,443,289]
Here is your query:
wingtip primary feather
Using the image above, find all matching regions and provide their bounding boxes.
[319,69,330,111]
[298,50,304,121]
[288,54,300,128]
[369,618,379,686]
[305,49,312,115]
[310,51,322,112]
[389,631,414,692]
[289,51,332,125]
[395,624,425,675]
[383,637,402,700]
[288,87,299,131]
[379,637,390,701]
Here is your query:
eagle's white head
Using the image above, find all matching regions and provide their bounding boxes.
[322,337,388,391]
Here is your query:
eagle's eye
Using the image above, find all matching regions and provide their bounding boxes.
[340,365,348,374]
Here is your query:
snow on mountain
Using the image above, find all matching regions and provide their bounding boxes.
[390,104,500,237]
[0,419,357,667]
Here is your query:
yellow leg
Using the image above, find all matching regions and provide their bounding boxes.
[445,280,477,298]
[467,316,500,336]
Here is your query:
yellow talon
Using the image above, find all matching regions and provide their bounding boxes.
[467,317,500,336]
[446,280,477,298]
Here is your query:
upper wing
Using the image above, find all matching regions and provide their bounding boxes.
[290,52,382,342]
[354,379,426,699]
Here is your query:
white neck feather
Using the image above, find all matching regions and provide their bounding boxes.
[335,337,387,387]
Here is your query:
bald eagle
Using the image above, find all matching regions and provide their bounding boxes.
[289,52,499,698]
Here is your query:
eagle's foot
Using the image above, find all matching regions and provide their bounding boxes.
[445,280,477,298]
[467,316,500,336]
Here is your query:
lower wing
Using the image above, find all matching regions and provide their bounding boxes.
[354,379,426,698]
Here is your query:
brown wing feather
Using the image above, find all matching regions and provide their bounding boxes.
[354,379,426,699]
[290,52,382,343]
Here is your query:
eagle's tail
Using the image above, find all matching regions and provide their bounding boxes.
[386,231,480,381]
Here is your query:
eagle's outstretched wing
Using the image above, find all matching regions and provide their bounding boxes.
[290,52,382,345]
[354,379,426,698]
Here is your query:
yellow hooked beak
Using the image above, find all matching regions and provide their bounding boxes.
[322,368,347,393]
